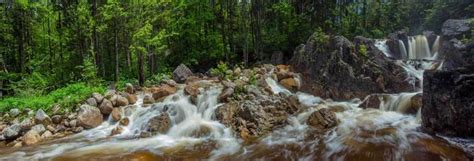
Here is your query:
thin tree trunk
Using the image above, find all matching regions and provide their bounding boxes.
[115,26,119,82]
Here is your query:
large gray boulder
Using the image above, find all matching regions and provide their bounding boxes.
[77,105,103,129]
[422,65,474,137]
[3,124,21,140]
[172,64,193,83]
[442,19,472,40]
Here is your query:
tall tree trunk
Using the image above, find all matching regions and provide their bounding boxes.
[115,26,119,82]
[138,51,144,86]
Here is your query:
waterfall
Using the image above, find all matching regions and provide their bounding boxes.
[406,35,432,60]
[431,36,440,59]
[378,92,421,114]
[398,40,408,59]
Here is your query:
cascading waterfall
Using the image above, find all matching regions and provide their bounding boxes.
[375,35,442,114]
[398,40,408,59]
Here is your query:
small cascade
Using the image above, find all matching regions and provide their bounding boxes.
[431,36,441,59]
[375,40,391,57]
[378,92,421,114]
[398,39,408,59]
[407,35,432,60]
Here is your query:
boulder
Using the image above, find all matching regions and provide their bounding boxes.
[422,66,474,137]
[31,124,46,134]
[442,19,472,40]
[162,79,178,87]
[73,127,84,133]
[279,78,300,92]
[2,124,21,140]
[111,126,123,136]
[69,120,77,128]
[115,95,129,107]
[111,108,122,122]
[77,105,103,129]
[20,118,35,132]
[9,108,19,117]
[219,88,234,102]
[23,130,41,145]
[86,98,97,107]
[184,82,200,97]
[172,64,193,83]
[125,94,137,104]
[143,95,155,104]
[99,99,114,115]
[360,94,381,109]
[307,108,339,130]
[146,112,170,134]
[51,115,62,124]
[40,130,53,139]
[35,109,51,125]
[125,83,135,94]
[92,92,104,104]
[152,85,177,101]
[119,118,130,126]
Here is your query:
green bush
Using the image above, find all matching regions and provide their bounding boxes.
[0,82,105,113]
[358,44,368,57]
[210,62,232,80]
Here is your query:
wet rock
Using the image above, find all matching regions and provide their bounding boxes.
[69,120,77,128]
[162,79,177,87]
[23,130,40,145]
[173,64,193,83]
[35,109,51,125]
[115,95,129,107]
[218,88,234,102]
[77,105,103,129]
[3,124,21,140]
[99,99,114,115]
[360,94,381,109]
[146,112,171,134]
[125,83,135,94]
[86,97,97,107]
[9,108,20,117]
[20,118,35,132]
[152,85,177,101]
[51,115,62,124]
[73,127,84,133]
[279,78,300,92]
[143,95,155,105]
[184,82,200,97]
[111,108,122,122]
[92,92,104,104]
[31,124,46,134]
[422,66,474,137]
[119,118,129,126]
[41,130,53,139]
[111,126,123,136]
[126,94,137,104]
[442,19,472,40]
[307,108,339,130]
[222,81,236,89]
[46,125,55,133]
[55,125,66,133]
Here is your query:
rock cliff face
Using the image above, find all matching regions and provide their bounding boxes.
[422,65,474,137]
[289,33,413,100]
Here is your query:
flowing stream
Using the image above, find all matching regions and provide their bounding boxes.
[0,36,471,160]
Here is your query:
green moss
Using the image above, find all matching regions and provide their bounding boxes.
[358,44,368,57]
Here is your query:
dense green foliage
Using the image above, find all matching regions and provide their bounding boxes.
[0,83,105,112]
[0,0,472,112]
